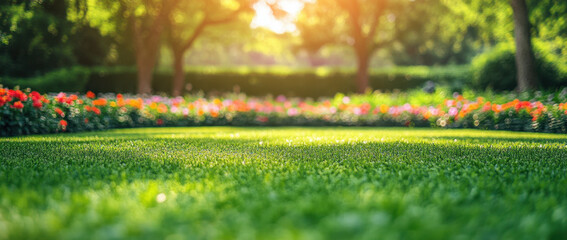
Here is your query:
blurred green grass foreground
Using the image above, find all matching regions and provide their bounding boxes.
[1,127,566,239]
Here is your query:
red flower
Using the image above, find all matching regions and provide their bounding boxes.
[92,107,101,115]
[56,92,67,103]
[86,91,96,99]
[9,90,27,101]
[256,116,269,123]
[32,100,43,109]
[55,108,65,117]
[0,96,6,107]
[29,91,42,101]
[11,101,24,109]
[156,119,164,125]
[59,120,68,131]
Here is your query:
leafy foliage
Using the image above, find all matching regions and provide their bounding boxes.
[471,42,566,90]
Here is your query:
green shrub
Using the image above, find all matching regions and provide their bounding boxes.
[0,66,91,92]
[1,65,472,97]
[471,42,566,91]
[87,65,471,97]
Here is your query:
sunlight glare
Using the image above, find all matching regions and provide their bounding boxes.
[251,0,311,34]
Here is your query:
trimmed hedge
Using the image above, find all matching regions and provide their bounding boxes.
[2,66,471,97]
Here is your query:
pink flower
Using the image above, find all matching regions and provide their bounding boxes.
[449,107,458,116]
[287,108,299,117]
[276,95,287,102]
[353,107,362,115]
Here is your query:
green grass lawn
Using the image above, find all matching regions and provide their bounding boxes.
[1,127,567,240]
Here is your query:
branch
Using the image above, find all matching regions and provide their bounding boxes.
[148,0,181,42]
[179,6,246,52]
[371,37,395,52]
[180,18,208,52]
[367,0,388,40]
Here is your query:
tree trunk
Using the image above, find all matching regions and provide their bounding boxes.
[172,52,185,96]
[136,56,155,95]
[355,53,370,94]
[510,0,538,91]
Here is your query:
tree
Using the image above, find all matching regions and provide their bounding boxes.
[442,0,567,91]
[71,0,181,94]
[385,0,480,66]
[510,0,537,91]
[0,0,76,77]
[125,0,180,94]
[297,0,416,93]
[166,0,253,96]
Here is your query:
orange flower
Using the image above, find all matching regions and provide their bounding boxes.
[380,104,389,114]
[492,104,502,113]
[55,108,64,117]
[211,111,219,118]
[92,98,107,106]
[117,98,125,107]
[69,94,78,102]
[86,91,96,99]
[157,103,168,114]
[127,99,143,109]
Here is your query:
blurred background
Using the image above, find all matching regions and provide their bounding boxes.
[0,0,566,97]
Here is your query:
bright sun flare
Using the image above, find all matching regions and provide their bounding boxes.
[250,0,308,34]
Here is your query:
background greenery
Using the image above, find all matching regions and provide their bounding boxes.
[1,65,472,97]
[1,0,566,94]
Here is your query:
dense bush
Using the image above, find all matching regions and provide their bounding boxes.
[471,42,567,90]
[2,66,471,97]
[0,66,91,92]
[2,86,567,137]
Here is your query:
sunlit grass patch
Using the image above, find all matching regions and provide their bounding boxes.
[1,127,567,239]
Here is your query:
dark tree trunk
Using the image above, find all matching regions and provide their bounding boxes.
[135,53,156,95]
[355,55,370,94]
[510,0,538,91]
[355,49,370,94]
[172,51,185,96]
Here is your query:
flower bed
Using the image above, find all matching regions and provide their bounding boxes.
[2,87,567,136]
